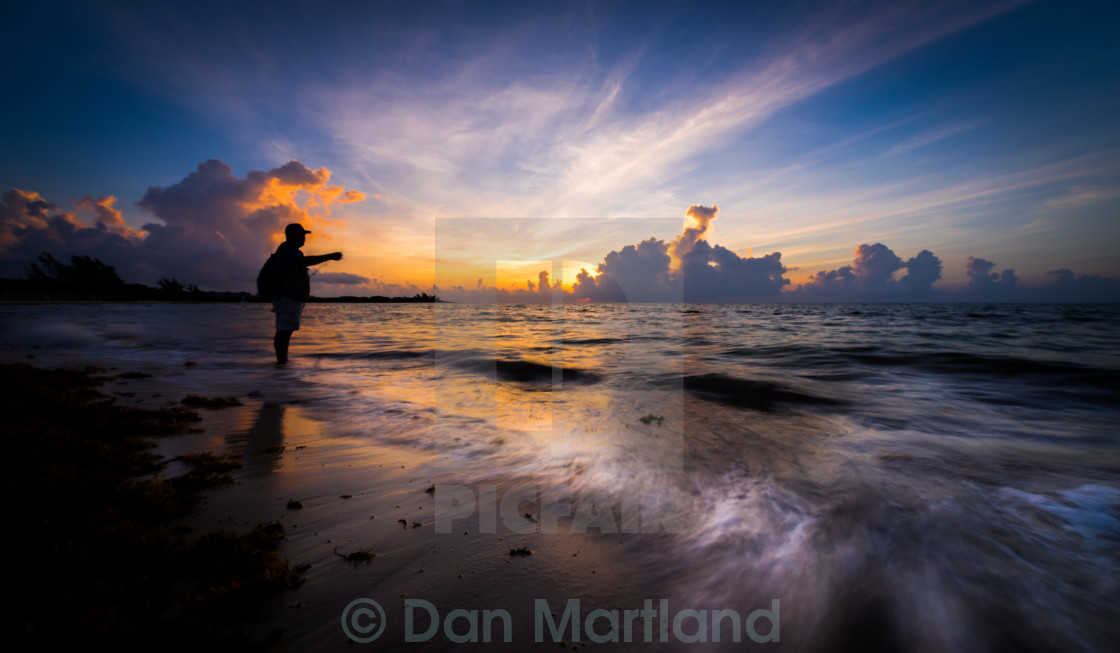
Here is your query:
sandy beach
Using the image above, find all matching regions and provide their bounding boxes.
[6,301,1118,652]
[5,343,692,651]
[7,0,1120,648]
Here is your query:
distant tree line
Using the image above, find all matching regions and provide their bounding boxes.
[0,253,441,303]
[315,292,440,303]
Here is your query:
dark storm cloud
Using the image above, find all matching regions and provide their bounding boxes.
[315,272,370,286]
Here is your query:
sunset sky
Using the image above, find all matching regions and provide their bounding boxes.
[2,0,1118,301]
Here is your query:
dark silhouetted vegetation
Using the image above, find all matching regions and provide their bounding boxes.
[25,252,125,291]
[157,277,199,296]
[313,291,441,303]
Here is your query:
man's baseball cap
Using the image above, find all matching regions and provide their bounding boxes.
[285,223,312,237]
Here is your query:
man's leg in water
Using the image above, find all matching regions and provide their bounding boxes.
[274,330,294,364]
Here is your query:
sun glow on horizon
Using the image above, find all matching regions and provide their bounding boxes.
[2,1,1117,301]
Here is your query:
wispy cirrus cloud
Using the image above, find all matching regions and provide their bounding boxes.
[305,1,1028,219]
[32,0,1120,291]
[707,146,1120,284]
[884,121,980,157]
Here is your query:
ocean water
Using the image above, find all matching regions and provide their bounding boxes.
[3,302,1119,651]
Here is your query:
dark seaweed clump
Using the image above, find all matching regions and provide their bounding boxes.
[334,546,376,564]
[181,393,244,408]
[1,363,305,647]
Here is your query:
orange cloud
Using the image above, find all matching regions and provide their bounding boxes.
[75,195,144,239]
[669,203,718,270]
[0,159,367,290]
[242,163,366,244]
[1,188,133,253]
[0,189,79,247]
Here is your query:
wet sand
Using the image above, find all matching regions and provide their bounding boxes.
[205,405,664,651]
[7,302,1120,652]
[3,345,689,651]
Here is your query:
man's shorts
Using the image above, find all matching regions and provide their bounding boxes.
[273,296,305,331]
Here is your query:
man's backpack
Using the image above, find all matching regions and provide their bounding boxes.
[256,253,280,299]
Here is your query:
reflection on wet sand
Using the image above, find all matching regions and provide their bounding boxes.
[2,301,1118,651]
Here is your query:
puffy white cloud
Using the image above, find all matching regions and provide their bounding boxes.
[1037,269,1120,302]
[796,243,942,300]
[792,248,1118,302]
[798,242,908,299]
[593,237,680,302]
[900,250,942,295]
[571,205,788,302]
[960,256,1019,300]
[851,243,905,288]
[670,204,719,267]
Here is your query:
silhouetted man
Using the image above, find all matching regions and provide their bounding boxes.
[273,223,342,364]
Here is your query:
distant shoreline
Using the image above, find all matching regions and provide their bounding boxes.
[0,298,446,305]
[0,292,444,304]
[4,298,1119,306]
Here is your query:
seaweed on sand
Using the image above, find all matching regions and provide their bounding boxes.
[334,546,376,564]
[181,394,244,409]
[116,371,153,379]
[1,363,305,646]
[181,522,309,622]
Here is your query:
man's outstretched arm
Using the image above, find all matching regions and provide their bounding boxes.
[302,252,343,266]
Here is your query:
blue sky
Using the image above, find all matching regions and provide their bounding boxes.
[2,0,1118,299]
